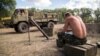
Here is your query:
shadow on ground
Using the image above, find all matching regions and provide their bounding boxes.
[0,29,39,35]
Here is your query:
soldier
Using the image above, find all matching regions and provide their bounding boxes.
[57,12,87,47]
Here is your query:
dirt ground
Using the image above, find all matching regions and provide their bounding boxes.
[0,24,100,56]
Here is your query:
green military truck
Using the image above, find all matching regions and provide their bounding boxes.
[8,9,58,33]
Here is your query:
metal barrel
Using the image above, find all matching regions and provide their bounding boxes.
[42,27,53,37]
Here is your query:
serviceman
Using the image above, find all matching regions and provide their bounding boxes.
[57,12,87,47]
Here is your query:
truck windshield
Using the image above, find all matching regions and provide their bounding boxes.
[14,9,19,15]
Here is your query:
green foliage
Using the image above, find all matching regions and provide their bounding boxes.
[28,8,36,16]
[94,8,100,23]
[73,8,80,15]
[80,8,92,17]
[0,0,16,19]
[0,0,99,23]
[42,9,54,12]
[21,7,100,23]
[80,8,93,23]
[40,8,95,23]
[53,8,67,23]
[28,8,36,12]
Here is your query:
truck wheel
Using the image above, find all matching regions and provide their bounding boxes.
[40,25,44,29]
[40,23,47,29]
[47,22,54,28]
[17,22,28,33]
[14,25,19,32]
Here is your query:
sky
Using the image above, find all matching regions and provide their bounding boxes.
[16,0,100,10]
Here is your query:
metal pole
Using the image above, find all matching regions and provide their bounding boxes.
[28,20,31,45]
[27,12,31,45]
[29,17,49,40]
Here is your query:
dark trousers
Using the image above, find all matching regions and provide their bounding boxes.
[57,32,87,45]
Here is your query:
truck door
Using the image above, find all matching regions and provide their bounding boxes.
[19,9,28,21]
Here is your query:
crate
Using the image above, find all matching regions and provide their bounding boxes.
[63,44,97,56]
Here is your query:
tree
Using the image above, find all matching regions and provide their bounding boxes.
[28,8,36,12]
[66,9,74,14]
[73,8,80,15]
[0,0,16,20]
[54,8,67,23]
[80,8,93,23]
[94,8,100,23]
[42,9,53,12]
[28,8,36,16]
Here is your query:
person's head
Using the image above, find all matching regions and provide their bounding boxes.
[64,12,72,18]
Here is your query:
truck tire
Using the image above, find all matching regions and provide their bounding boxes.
[40,23,47,29]
[40,25,44,29]
[47,22,54,28]
[14,25,19,32]
[40,22,54,29]
[17,22,28,33]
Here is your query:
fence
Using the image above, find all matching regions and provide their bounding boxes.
[86,23,100,34]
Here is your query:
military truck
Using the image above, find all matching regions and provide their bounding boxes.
[9,9,58,33]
